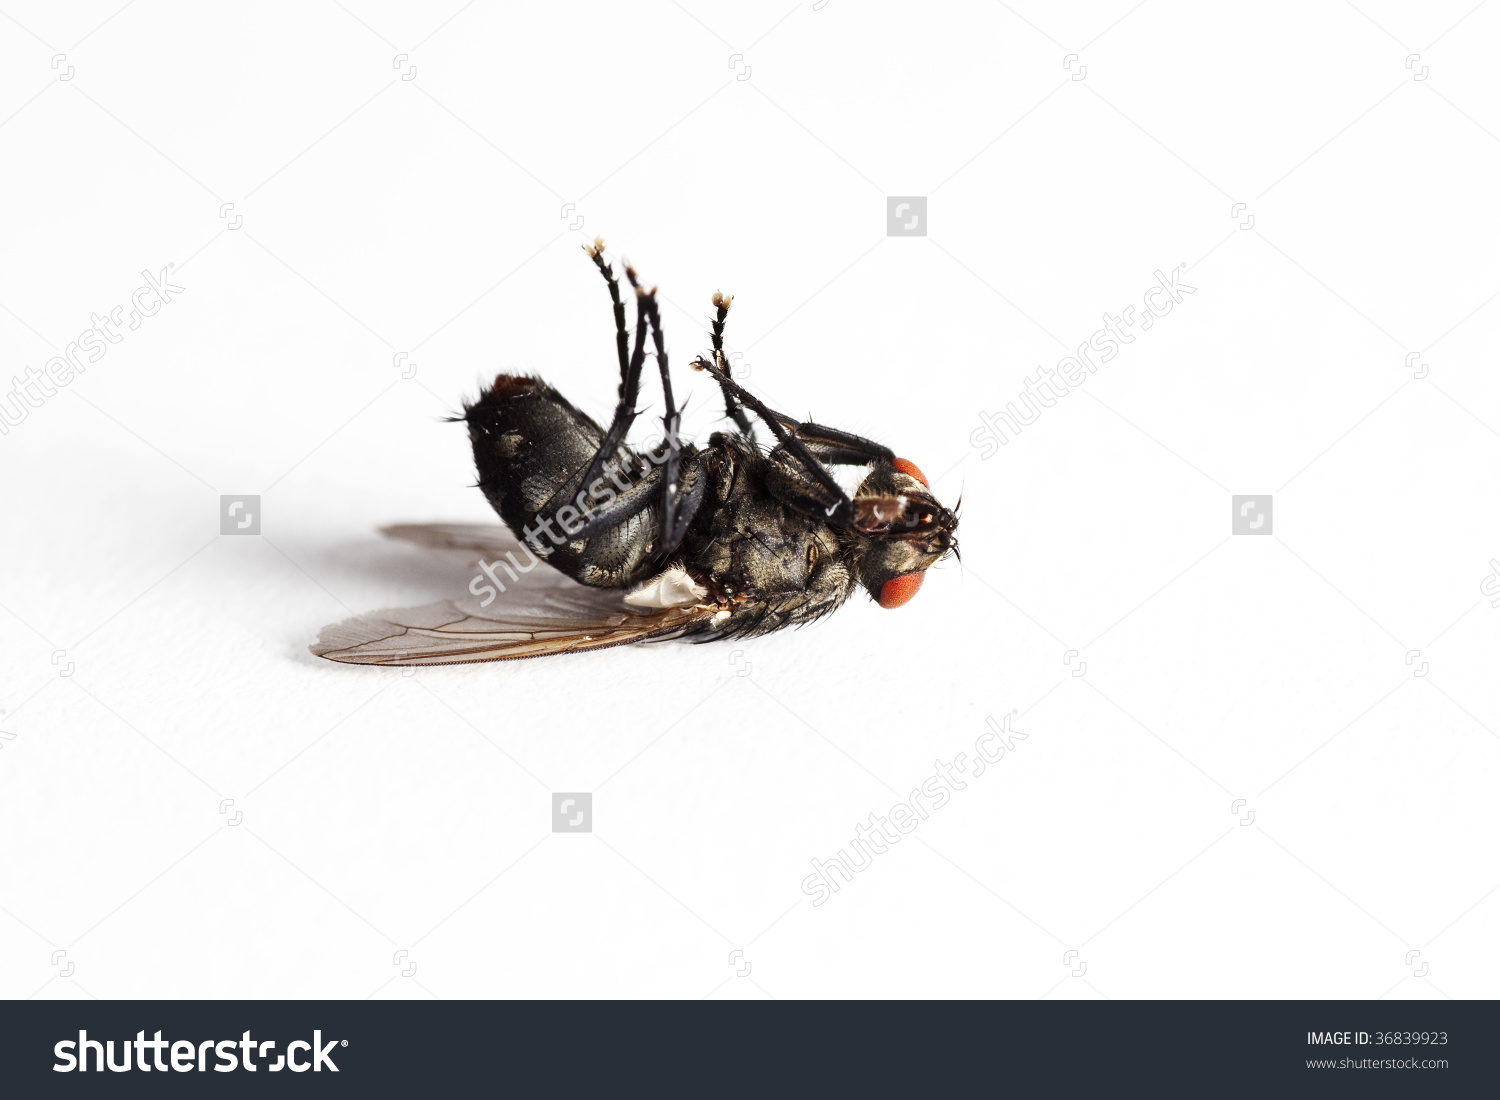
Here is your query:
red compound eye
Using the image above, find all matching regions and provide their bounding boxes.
[892,457,928,487]
[878,572,925,609]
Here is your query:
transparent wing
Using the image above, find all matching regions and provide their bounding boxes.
[310,523,716,665]
[311,598,714,665]
[379,522,529,559]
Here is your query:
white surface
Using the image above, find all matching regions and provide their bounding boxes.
[2,0,1498,1000]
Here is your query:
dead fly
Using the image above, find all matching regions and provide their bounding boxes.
[313,240,959,664]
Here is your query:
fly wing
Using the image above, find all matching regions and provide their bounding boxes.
[310,523,716,665]
[379,522,528,559]
[311,597,715,665]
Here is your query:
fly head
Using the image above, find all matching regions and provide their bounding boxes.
[848,458,959,609]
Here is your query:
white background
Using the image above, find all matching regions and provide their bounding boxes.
[2,0,1498,1000]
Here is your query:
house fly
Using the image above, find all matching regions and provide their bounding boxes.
[313,240,958,664]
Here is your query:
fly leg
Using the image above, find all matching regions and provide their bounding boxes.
[624,263,702,557]
[705,292,755,436]
[691,355,854,526]
[777,421,895,466]
[537,240,652,524]
[585,236,630,389]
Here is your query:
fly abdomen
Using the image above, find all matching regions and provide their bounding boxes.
[465,373,665,588]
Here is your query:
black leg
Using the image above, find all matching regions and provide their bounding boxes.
[761,422,897,522]
[762,447,846,518]
[566,459,663,539]
[780,421,895,467]
[708,292,755,436]
[624,264,697,556]
[585,238,630,392]
[539,246,652,520]
[692,355,854,526]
